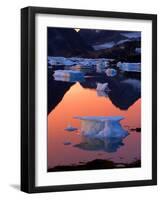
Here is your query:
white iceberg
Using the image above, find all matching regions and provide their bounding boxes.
[74,116,128,138]
[96,83,108,91]
[117,62,141,72]
[105,68,117,77]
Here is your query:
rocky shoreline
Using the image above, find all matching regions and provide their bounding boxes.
[48,159,141,172]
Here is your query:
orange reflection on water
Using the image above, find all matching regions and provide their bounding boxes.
[48,82,141,168]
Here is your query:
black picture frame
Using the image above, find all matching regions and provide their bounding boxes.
[21,6,157,193]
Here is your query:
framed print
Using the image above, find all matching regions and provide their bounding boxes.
[21,6,157,193]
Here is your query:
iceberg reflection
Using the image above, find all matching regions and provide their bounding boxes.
[74,135,125,153]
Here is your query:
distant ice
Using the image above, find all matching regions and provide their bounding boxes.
[121,32,141,38]
[48,57,113,68]
[117,62,141,72]
[96,83,109,91]
[93,42,115,50]
[54,70,84,78]
[105,68,117,77]
[64,123,78,132]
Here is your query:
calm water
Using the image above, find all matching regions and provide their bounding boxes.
[47,67,141,170]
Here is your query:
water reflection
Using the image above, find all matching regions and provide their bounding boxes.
[48,64,141,170]
[74,136,125,153]
[48,71,141,113]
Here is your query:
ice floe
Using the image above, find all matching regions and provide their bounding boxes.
[74,116,128,138]
[96,83,109,91]
[48,56,113,68]
[64,123,78,132]
[54,70,84,79]
[105,68,117,77]
[117,62,141,72]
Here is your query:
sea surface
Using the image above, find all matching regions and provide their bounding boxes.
[47,58,141,171]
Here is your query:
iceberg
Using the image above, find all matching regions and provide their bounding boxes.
[54,74,84,83]
[64,123,78,132]
[117,62,141,72]
[48,56,113,68]
[96,83,109,91]
[53,70,84,80]
[74,116,128,138]
[105,68,117,77]
[48,57,75,66]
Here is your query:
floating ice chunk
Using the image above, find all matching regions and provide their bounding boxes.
[96,61,109,73]
[54,70,84,79]
[74,116,128,138]
[54,74,84,83]
[96,83,109,91]
[48,57,75,66]
[105,68,117,77]
[117,62,141,72]
[48,56,113,68]
[121,32,141,38]
[64,141,72,145]
[64,123,78,132]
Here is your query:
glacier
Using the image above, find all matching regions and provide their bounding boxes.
[74,116,128,139]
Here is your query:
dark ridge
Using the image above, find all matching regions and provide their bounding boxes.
[48,159,141,172]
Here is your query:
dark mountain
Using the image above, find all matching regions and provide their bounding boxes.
[95,40,141,62]
[48,28,141,61]
[48,28,93,57]
[79,29,127,46]
[48,69,74,114]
